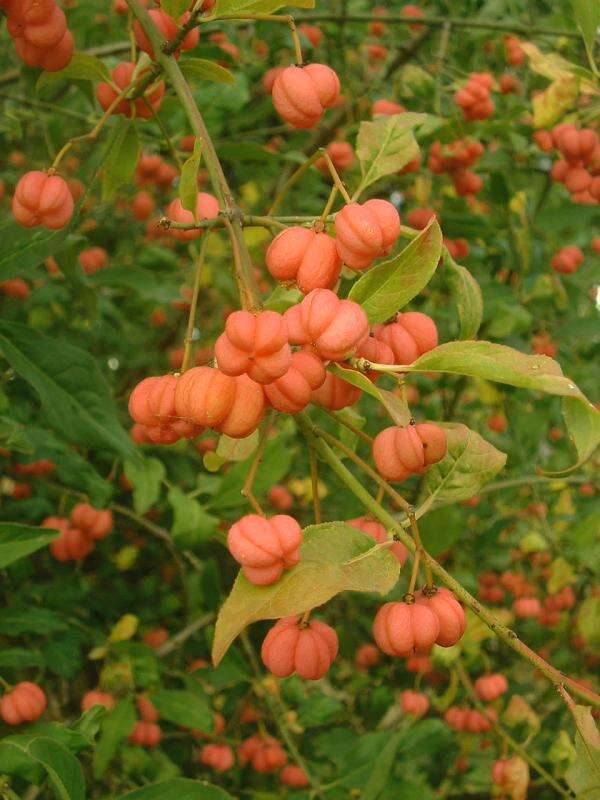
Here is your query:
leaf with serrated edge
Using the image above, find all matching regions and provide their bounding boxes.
[348,221,442,323]
[418,423,507,515]
[330,365,410,426]
[212,523,400,664]
[356,112,426,193]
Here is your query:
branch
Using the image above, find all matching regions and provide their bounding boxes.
[297,412,600,710]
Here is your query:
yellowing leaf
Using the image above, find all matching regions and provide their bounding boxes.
[520,42,598,94]
[532,76,579,129]
[109,614,138,643]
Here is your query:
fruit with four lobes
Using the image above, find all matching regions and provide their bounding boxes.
[315,141,354,175]
[0,682,47,725]
[266,227,342,294]
[227,514,302,585]
[134,9,199,60]
[97,62,165,119]
[551,246,584,274]
[399,689,429,717]
[372,422,447,482]
[70,503,113,540]
[373,600,440,657]
[166,193,219,241]
[215,310,292,384]
[272,63,340,129]
[284,288,369,360]
[280,764,310,788]
[129,721,162,747]
[174,367,265,439]
[415,587,466,647]
[6,0,74,72]
[334,199,401,270]
[43,516,94,562]
[354,643,381,670]
[475,673,509,702]
[81,691,115,712]
[356,335,395,380]
[347,517,408,565]
[373,311,438,364]
[199,743,235,772]
[12,171,73,230]
[238,735,287,773]
[264,350,326,413]
[261,615,338,680]
[372,99,405,116]
[310,371,362,410]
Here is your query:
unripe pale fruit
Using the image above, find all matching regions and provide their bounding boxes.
[265,227,342,294]
[12,171,73,230]
[474,673,508,702]
[335,199,401,270]
[373,601,440,657]
[272,63,340,129]
[215,310,292,384]
[310,371,361,410]
[199,743,234,772]
[81,691,115,712]
[261,616,338,679]
[372,99,405,116]
[415,587,466,647]
[0,682,46,725]
[373,311,438,364]
[347,517,408,565]
[280,764,310,788]
[129,721,162,747]
[166,193,219,241]
[96,62,165,119]
[399,689,429,717]
[372,423,447,482]
[284,288,369,361]
[70,503,113,540]
[227,514,302,585]
[315,141,354,175]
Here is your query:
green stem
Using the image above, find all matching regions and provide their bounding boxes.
[296,412,600,709]
[181,234,210,373]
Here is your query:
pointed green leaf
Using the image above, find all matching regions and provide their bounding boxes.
[180,58,235,86]
[356,112,425,193]
[179,137,204,213]
[125,457,166,515]
[0,523,58,569]
[445,257,483,340]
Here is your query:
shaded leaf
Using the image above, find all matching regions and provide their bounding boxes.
[0,523,58,569]
[93,700,135,779]
[125,457,166,515]
[0,219,69,281]
[445,258,483,340]
[119,779,234,799]
[180,58,235,86]
[213,522,400,664]
[28,737,86,800]
[102,118,140,202]
[348,221,442,324]
[37,53,110,90]
[149,690,213,732]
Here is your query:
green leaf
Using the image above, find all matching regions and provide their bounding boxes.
[89,267,180,303]
[179,138,204,213]
[445,258,483,340]
[149,690,213,732]
[356,112,425,193]
[0,321,135,460]
[168,487,218,546]
[216,431,259,462]
[0,523,58,569]
[118,779,234,800]
[264,285,302,313]
[0,219,69,281]
[161,0,191,17]
[0,416,34,454]
[394,340,600,472]
[125,457,166,515]
[348,221,442,324]
[212,522,400,664]
[102,118,141,202]
[28,737,86,800]
[577,597,600,650]
[565,705,600,800]
[330,365,410,426]
[572,0,600,71]
[362,730,403,800]
[215,0,314,13]
[93,700,136,779]
[418,423,507,515]
[37,53,110,91]
[180,58,235,86]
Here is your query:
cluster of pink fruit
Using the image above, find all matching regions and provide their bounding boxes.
[1,0,74,72]
[42,504,113,562]
[535,124,600,205]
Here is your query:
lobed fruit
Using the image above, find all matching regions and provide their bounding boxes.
[261,615,338,680]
